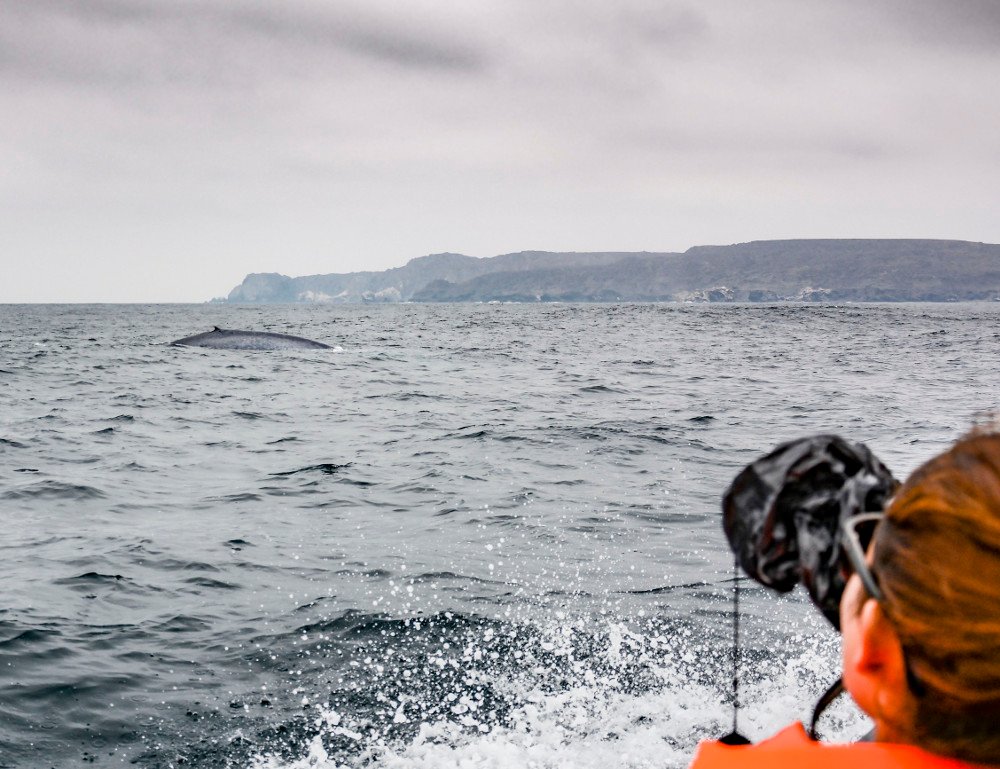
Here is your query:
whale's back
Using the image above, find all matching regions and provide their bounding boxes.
[171,327,330,350]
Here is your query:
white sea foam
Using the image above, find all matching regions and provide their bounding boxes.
[251,620,869,769]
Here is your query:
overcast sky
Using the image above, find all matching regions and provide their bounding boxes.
[3,0,999,301]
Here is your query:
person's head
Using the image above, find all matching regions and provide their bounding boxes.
[840,429,1000,764]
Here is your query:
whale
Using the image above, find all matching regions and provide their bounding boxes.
[170,327,331,350]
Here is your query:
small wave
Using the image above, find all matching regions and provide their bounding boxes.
[389,482,439,494]
[231,560,281,573]
[411,571,505,586]
[183,576,239,590]
[93,427,115,435]
[214,492,262,503]
[534,460,575,470]
[152,615,212,633]
[337,477,375,487]
[0,437,28,449]
[624,581,711,595]
[445,427,489,440]
[226,538,254,548]
[294,596,332,612]
[267,437,300,445]
[397,392,441,401]
[294,608,485,639]
[272,463,351,477]
[146,558,221,573]
[234,411,267,420]
[110,414,134,422]
[0,627,62,649]
[53,572,125,585]
[494,434,528,443]
[2,481,105,501]
[688,415,715,423]
[333,567,392,578]
[433,506,467,517]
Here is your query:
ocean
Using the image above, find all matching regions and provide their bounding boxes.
[1,302,997,768]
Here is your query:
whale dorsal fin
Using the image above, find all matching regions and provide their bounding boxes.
[213,326,222,332]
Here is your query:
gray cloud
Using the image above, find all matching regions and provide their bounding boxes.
[871,0,1000,49]
[0,0,486,92]
[0,0,997,301]
[234,4,486,71]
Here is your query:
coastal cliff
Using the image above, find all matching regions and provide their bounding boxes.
[225,240,1000,303]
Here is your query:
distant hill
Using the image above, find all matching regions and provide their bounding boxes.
[226,251,635,303]
[224,240,1000,303]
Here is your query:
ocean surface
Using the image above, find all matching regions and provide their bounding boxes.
[1,302,998,769]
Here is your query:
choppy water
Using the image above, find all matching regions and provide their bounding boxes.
[1,302,998,769]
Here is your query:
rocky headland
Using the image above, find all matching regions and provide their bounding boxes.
[223,239,1000,303]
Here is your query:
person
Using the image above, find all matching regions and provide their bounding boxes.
[691,429,1000,768]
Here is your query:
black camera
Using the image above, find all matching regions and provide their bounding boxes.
[722,435,898,629]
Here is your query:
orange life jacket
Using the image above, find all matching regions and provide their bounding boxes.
[690,722,992,769]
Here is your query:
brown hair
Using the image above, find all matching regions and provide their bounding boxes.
[873,431,1000,764]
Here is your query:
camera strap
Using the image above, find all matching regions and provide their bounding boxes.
[808,677,845,739]
[719,553,751,745]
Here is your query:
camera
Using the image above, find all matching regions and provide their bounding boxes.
[721,435,898,629]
